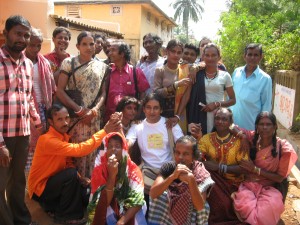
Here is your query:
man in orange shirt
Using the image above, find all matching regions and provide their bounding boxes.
[28,104,120,225]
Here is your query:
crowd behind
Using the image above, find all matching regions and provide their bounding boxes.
[0,15,298,225]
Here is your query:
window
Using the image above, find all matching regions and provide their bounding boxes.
[67,5,81,18]
[147,12,151,22]
[111,5,122,15]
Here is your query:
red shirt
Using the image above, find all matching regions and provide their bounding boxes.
[104,63,149,122]
[0,46,41,144]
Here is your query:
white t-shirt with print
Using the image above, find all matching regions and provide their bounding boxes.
[126,117,183,168]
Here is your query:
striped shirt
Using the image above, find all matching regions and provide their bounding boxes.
[0,46,41,145]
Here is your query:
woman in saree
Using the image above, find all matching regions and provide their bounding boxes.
[89,132,147,225]
[153,39,192,133]
[57,31,108,178]
[232,112,298,225]
[25,27,56,171]
[196,107,248,225]
[177,43,236,135]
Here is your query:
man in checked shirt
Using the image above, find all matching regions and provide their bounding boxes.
[0,15,42,225]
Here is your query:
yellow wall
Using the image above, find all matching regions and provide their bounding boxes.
[0,0,56,54]
[54,3,175,61]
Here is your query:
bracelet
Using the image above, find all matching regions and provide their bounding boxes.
[257,168,261,176]
[218,101,222,107]
[106,187,114,192]
[174,115,180,121]
[74,106,83,115]
[214,102,218,108]
[253,166,261,175]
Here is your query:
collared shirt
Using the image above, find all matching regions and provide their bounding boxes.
[28,126,107,198]
[0,46,41,143]
[104,63,149,122]
[231,65,272,130]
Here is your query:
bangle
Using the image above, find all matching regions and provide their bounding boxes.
[214,102,218,108]
[74,106,83,115]
[174,115,180,121]
[257,168,261,176]
[106,187,114,192]
[218,101,222,107]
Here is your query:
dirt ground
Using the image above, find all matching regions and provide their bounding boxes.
[280,182,300,225]
[26,183,300,225]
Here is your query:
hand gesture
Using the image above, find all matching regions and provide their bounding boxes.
[104,115,122,134]
[107,154,119,178]
[177,78,191,88]
[189,123,202,140]
[173,163,191,179]
[201,102,216,112]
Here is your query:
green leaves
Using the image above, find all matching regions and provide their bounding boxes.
[218,0,300,73]
[171,0,205,42]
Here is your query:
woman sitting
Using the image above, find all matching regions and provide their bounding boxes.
[196,107,248,224]
[148,135,214,225]
[232,112,298,225]
[89,132,146,225]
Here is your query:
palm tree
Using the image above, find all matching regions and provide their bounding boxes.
[170,0,205,42]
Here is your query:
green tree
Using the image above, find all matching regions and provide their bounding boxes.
[171,0,204,43]
[218,0,300,74]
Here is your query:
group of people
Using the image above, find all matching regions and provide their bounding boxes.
[0,14,298,225]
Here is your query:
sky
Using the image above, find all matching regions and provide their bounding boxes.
[152,0,229,42]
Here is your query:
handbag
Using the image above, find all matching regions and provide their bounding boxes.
[64,57,90,118]
[141,166,160,195]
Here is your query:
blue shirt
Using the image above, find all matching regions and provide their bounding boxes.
[231,65,272,130]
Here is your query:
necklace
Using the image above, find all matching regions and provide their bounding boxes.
[216,133,231,143]
[205,71,218,81]
[257,142,271,160]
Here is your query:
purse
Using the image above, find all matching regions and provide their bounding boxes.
[64,57,88,118]
[141,166,160,195]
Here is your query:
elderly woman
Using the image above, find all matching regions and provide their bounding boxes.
[232,112,298,225]
[196,107,248,224]
[148,135,214,225]
[57,31,108,178]
[25,27,56,171]
[89,132,146,225]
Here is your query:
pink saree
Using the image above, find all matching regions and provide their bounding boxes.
[232,138,298,225]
